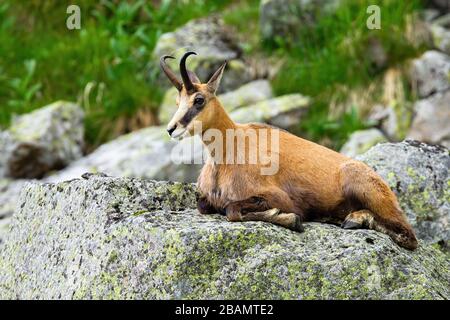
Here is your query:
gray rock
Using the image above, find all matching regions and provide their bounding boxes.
[230,94,311,129]
[0,124,202,223]
[429,14,450,54]
[153,17,251,93]
[0,179,28,219]
[0,101,84,179]
[423,9,441,23]
[0,174,448,299]
[340,129,387,158]
[159,80,273,125]
[0,216,11,246]
[45,126,203,184]
[427,0,450,14]
[357,140,449,247]
[408,90,450,148]
[368,102,414,142]
[158,87,179,124]
[260,0,341,43]
[410,50,450,98]
[218,80,274,112]
[430,24,450,55]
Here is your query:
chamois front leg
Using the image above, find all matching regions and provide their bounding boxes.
[197,196,218,215]
[242,209,304,232]
[225,197,303,232]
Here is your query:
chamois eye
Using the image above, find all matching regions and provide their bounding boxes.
[194,96,204,105]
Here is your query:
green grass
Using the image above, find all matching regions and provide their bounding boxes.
[272,0,424,96]
[223,0,261,54]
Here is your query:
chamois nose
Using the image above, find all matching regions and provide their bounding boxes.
[167,125,176,137]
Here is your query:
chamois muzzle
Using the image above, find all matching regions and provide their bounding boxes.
[180,51,197,93]
[160,55,182,91]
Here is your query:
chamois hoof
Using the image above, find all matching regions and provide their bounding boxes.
[341,220,363,229]
[289,214,304,233]
[395,229,419,250]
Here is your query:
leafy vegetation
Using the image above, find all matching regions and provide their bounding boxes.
[0,0,427,149]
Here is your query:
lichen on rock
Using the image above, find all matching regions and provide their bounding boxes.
[0,173,448,299]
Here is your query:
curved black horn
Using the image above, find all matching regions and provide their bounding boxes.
[180,51,197,93]
[160,55,182,91]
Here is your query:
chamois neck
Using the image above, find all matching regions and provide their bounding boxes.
[201,98,236,161]
[208,98,236,133]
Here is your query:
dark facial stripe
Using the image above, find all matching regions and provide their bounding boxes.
[179,106,202,126]
[179,98,205,126]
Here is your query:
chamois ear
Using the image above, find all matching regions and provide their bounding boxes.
[206,61,227,94]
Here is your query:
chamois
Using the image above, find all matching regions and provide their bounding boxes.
[160,52,418,250]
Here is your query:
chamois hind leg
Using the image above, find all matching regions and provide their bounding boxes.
[342,209,375,229]
[340,161,418,250]
[225,196,303,232]
[342,209,417,247]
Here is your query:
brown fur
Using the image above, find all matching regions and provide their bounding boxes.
[166,67,418,251]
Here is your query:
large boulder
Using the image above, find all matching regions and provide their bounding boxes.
[0,174,448,299]
[357,140,449,248]
[409,50,450,98]
[219,80,273,112]
[260,0,341,43]
[407,90,450,148]
[340,129,387,158]
[159,80,273,125]
[153,16,251,93]
[0,101,84,179]
[230,94,311,129]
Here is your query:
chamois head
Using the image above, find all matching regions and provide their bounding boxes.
[160,51,226,139]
